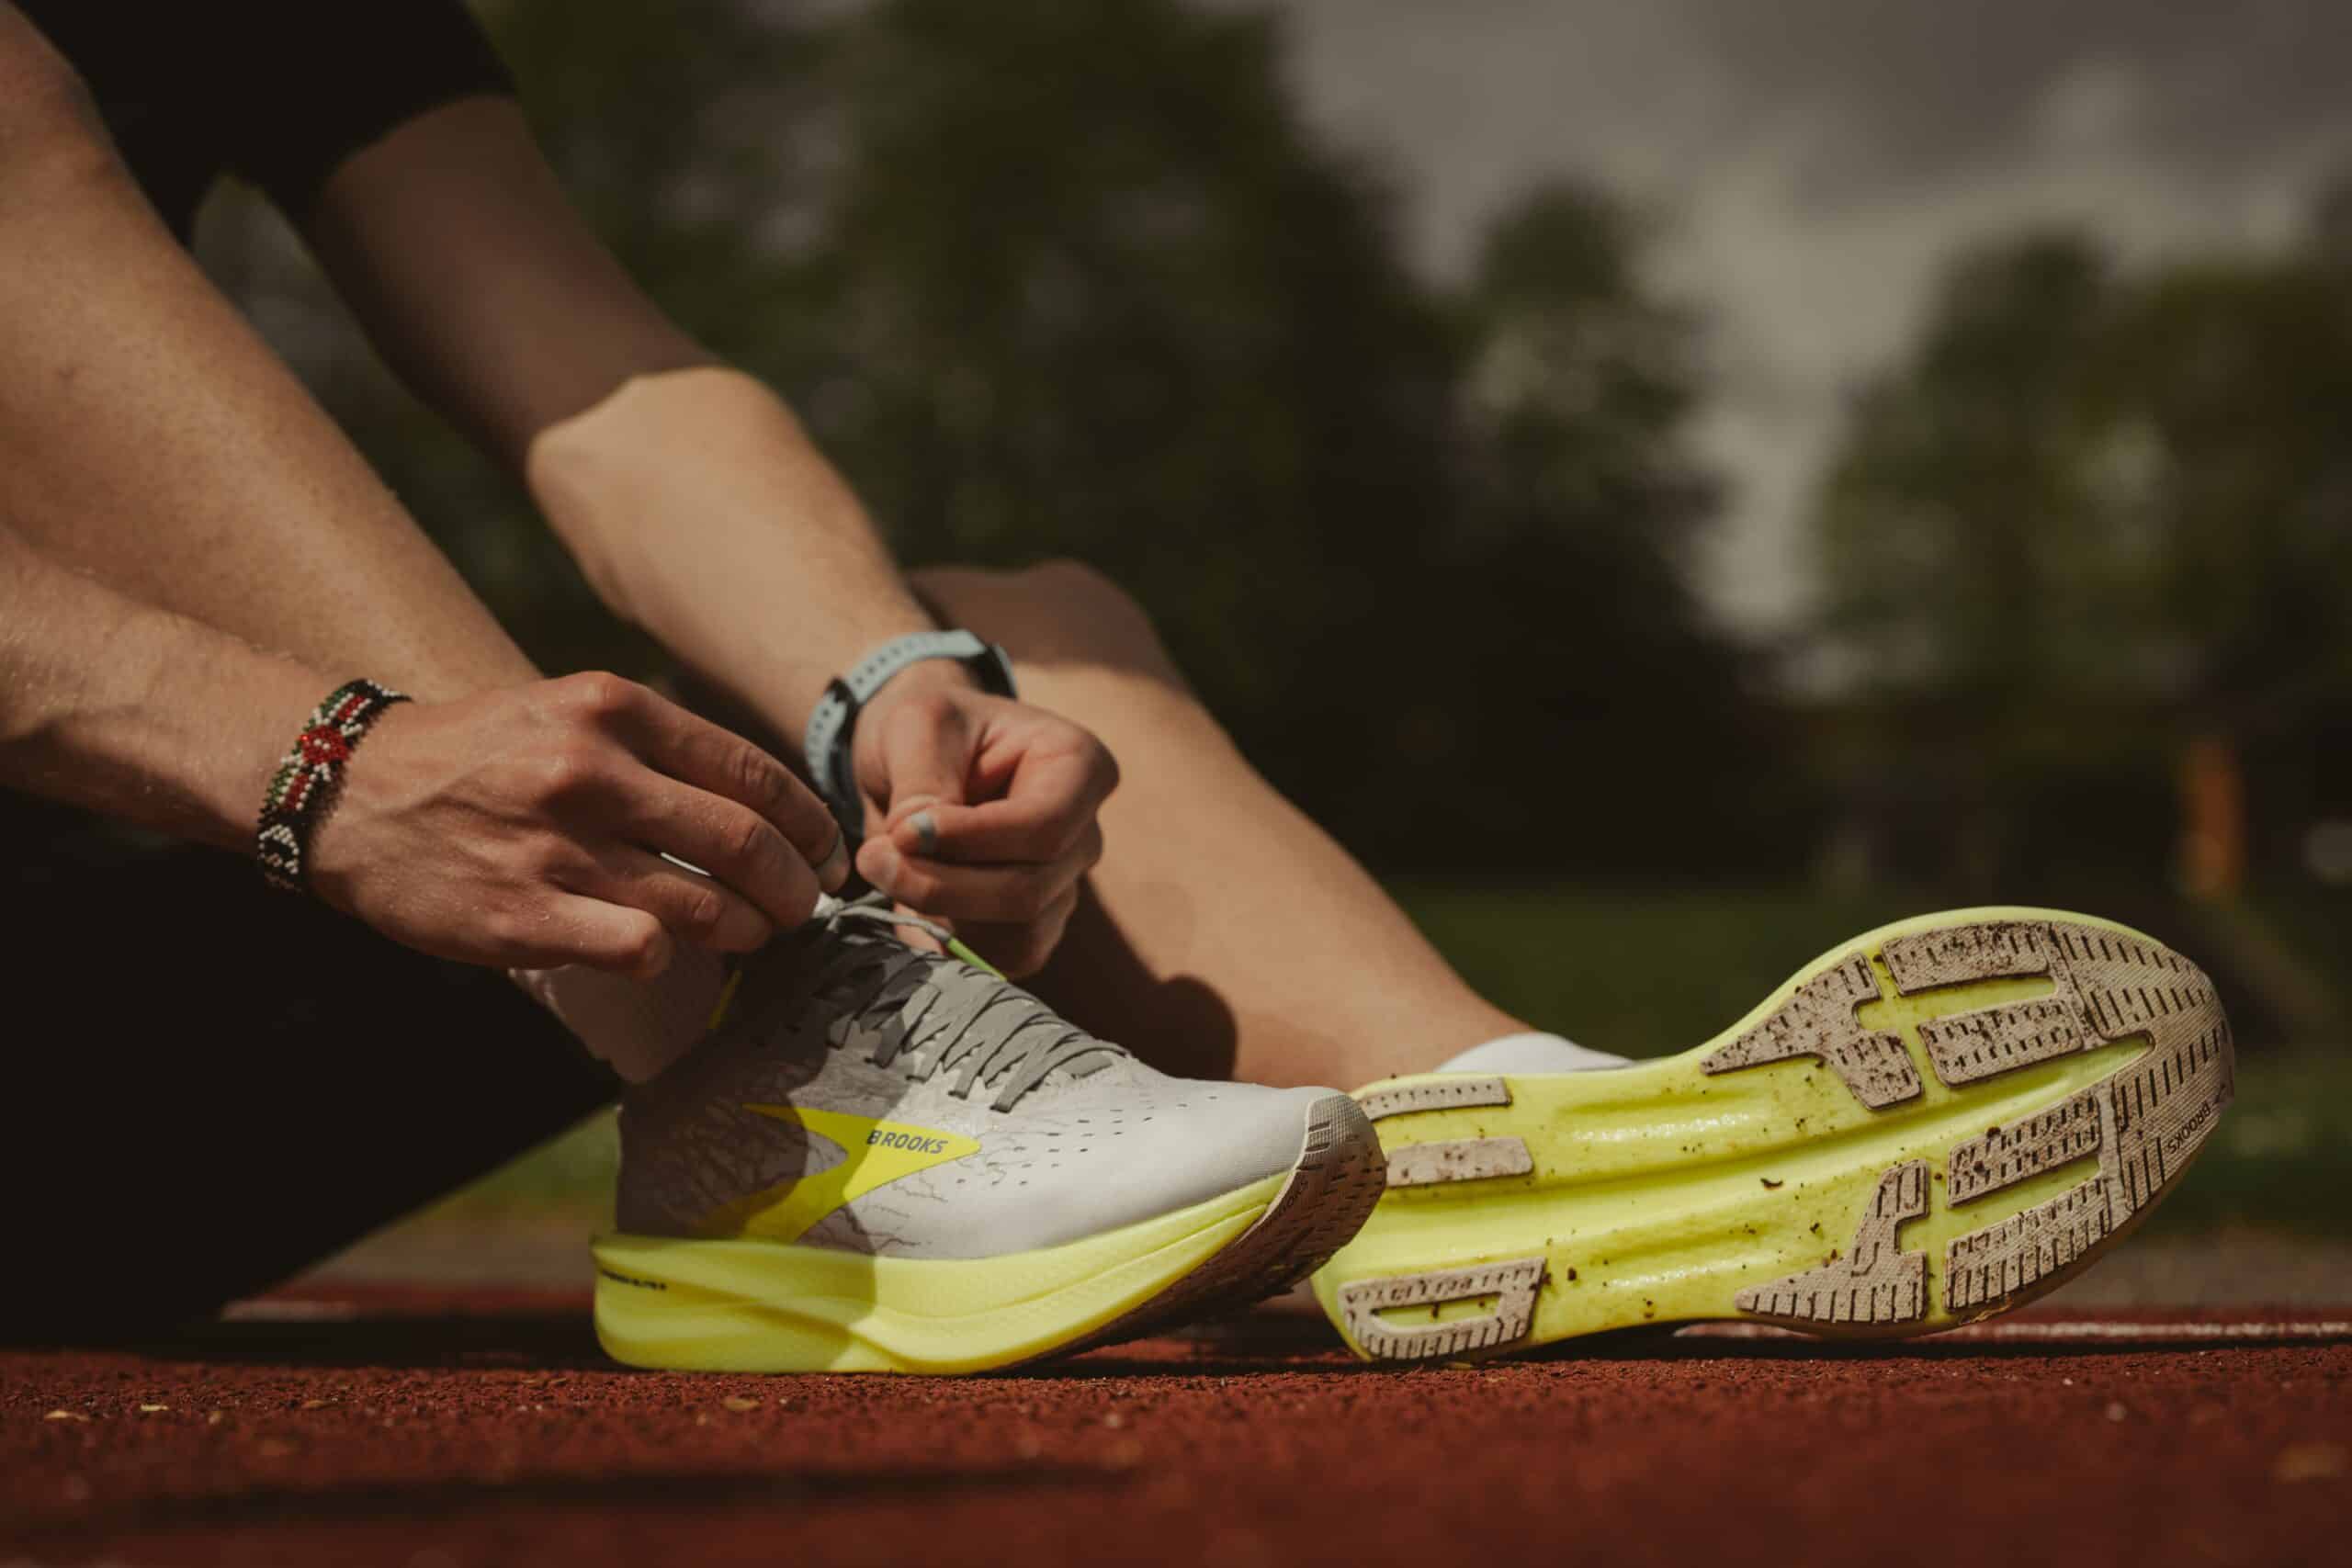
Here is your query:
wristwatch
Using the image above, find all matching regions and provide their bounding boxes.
[802,629,1019,842]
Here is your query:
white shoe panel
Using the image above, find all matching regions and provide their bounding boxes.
[812,1069,1332,1257]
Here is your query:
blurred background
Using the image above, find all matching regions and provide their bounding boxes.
[186,0,2346,1289]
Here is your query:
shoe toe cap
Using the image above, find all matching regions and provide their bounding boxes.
[978,1079,1353,1253]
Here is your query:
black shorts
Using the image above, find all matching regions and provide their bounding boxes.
[1,798,613,1337]
[19,0,515,245]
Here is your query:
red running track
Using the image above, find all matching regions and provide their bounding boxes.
[4,1290,2347,1568]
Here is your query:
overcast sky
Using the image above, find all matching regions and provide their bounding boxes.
[1230,0,2352,634]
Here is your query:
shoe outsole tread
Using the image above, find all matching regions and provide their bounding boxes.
[1314,907,2235,1362]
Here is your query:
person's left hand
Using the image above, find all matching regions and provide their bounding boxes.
[850,666,1117,976]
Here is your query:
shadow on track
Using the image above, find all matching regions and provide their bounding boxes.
[13,1303,607,1374]
[27,1294,2342,1378]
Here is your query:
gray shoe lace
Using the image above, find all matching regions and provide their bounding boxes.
[791,893,1127,1112]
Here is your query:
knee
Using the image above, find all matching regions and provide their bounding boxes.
[912,558,1167,670]
[1012,558,1159,654]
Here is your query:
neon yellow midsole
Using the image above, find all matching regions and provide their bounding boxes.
[1315,905,2211,1352]
[594,1172,1283,1373]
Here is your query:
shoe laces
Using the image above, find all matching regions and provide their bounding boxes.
[791,892,1128,1112]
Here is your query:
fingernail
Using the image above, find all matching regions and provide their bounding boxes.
[910,811,938,856]
[859,840,900,892]
[818,832,851,888]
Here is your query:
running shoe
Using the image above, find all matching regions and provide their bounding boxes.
[594,896,1385,1373]
[1314,908,2233,1360]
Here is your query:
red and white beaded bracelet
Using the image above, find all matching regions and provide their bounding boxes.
[256,679,411,895]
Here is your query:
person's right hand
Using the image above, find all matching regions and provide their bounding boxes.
[310,671,847,978]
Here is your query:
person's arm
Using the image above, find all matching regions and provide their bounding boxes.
[298,98,934,732]
[0,521,340,855]
[0,519,845,977]
[0,10,845,978]
[306,97,1113,974]
[0,6,529,699]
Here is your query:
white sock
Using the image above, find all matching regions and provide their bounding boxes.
[509,949,728,1084]
[1438,1031,1628,1074]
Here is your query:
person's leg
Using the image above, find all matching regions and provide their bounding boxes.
[0,796,612,1337]
[912,560,1532,1090]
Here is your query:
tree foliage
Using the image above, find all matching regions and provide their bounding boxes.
[1812,206,2352,879]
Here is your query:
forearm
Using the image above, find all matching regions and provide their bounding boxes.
[0,13,535,701]
[304,98,950,741]
[526,367,954,738]
[0,522,334,851]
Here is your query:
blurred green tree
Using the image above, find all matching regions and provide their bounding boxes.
[783,0,1462,820]
[1811,205,2352,886]
[1408,184,1767,867]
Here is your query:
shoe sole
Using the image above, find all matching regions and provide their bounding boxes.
[1312,907,2233,1362]
[592,1091,1384,1373]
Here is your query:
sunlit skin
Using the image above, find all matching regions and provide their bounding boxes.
[0,6,1521,1085]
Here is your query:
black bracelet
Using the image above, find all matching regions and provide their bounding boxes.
[799,631,1019,843]
[256,679,411,895]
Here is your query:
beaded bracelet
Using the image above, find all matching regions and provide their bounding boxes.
[256,679,412,895]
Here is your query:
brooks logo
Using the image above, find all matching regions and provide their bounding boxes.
[868,1128,955,1155]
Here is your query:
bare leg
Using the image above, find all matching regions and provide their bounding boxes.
[913,561,1525,1089]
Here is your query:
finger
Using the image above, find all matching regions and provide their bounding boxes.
[863,690,973,832]
[562,844,773,954]
[856,821,1099,924]
[535,896,675,982]
[593,681,848,891]
[885,742,1114,863]
[956,884,1081,979]
[616,766,823,931]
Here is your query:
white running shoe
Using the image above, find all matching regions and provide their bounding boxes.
[594,896,1385,1372]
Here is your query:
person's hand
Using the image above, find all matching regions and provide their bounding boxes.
[311,671,847,977]
[851,667,1117,976]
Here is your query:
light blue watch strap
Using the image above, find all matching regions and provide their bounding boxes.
[802,629,1019,842]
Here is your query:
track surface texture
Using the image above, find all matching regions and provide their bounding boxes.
[5,1289,2346,1568]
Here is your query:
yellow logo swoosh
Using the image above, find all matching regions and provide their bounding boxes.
[695,1105,981,1243]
